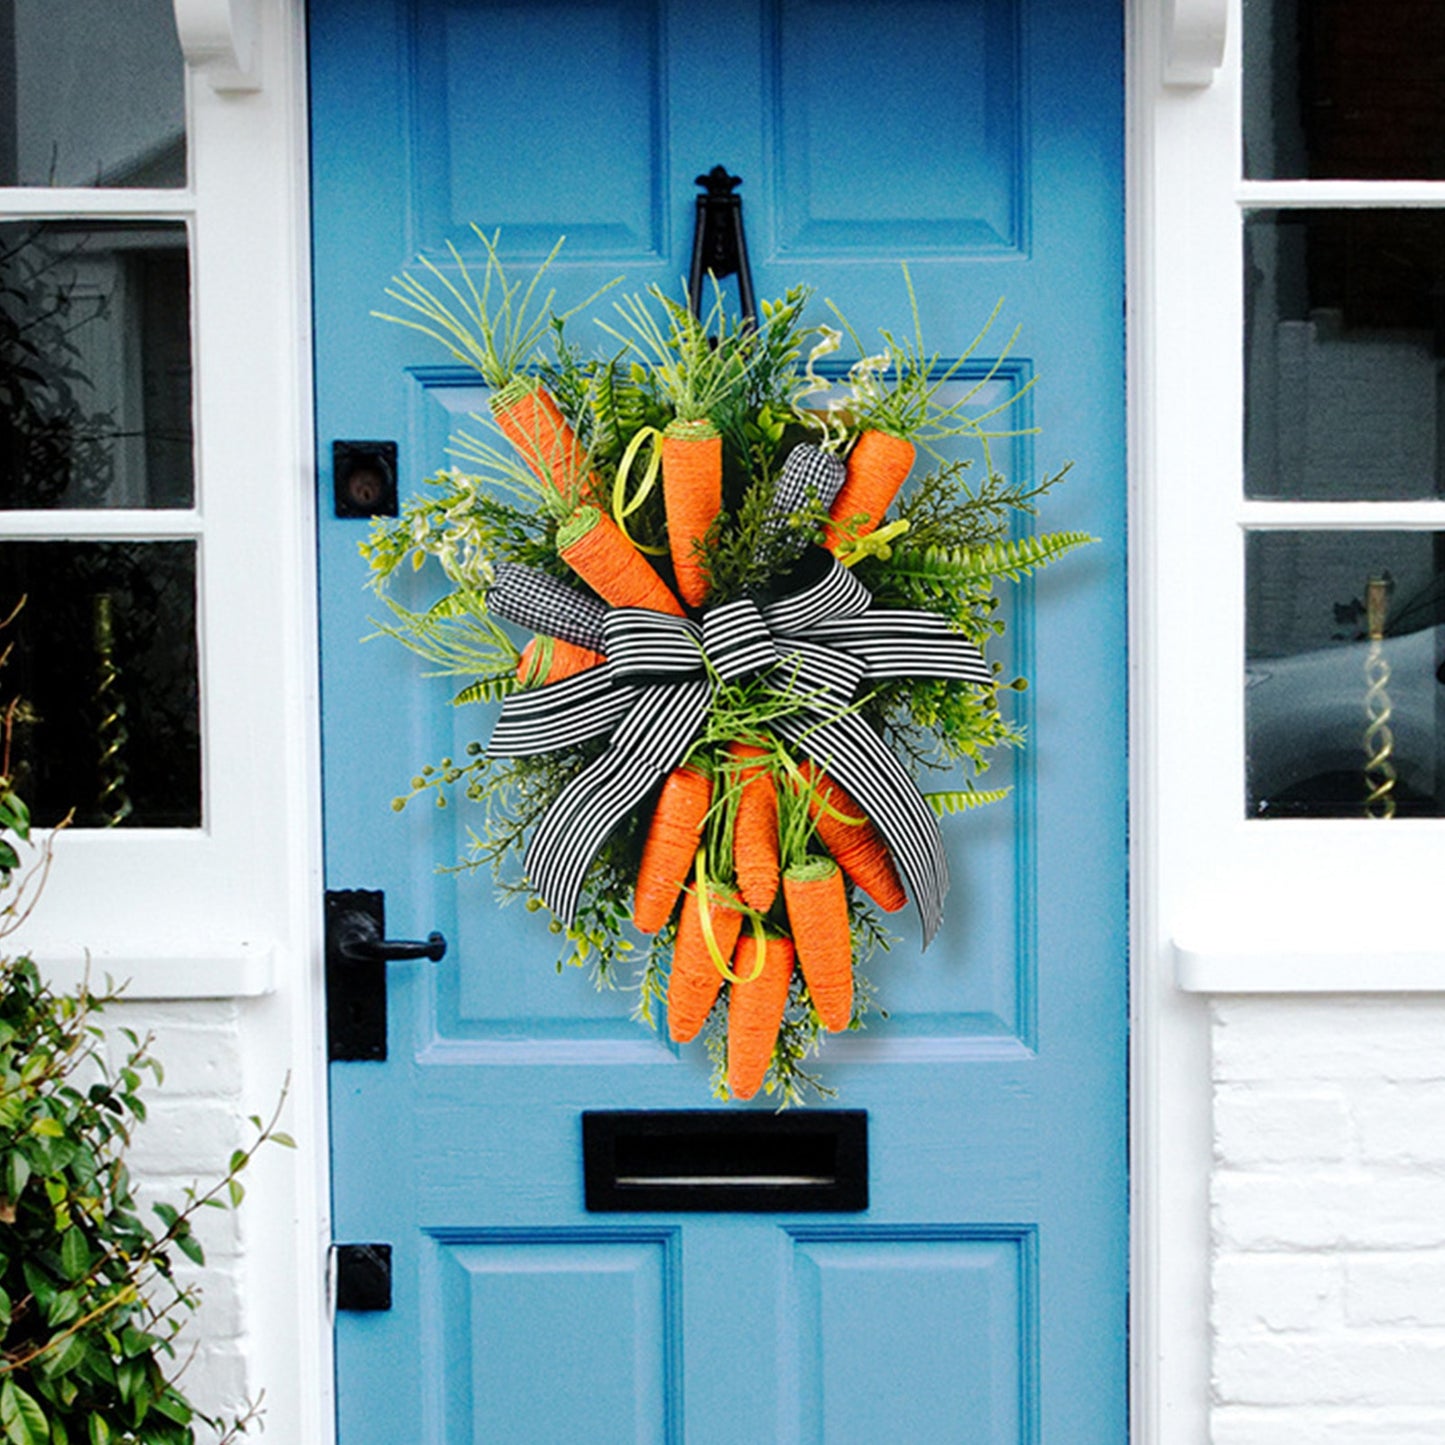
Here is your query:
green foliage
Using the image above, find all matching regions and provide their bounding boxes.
[360,467,561,588]
[818,283,1034,462]
[598,282,756,427]
[373,229,615,391]
[0,951,284,1444]
[366,593,519,695]
[697,479,824,608]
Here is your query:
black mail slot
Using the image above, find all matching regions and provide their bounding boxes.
[583,1110,867,1212]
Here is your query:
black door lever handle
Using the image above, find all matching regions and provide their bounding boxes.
[333,908,447,964]
[325,888,446,1062]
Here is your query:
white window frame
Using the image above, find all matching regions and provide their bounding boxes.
[1145,0,1445,995]
[0,2,333,1436]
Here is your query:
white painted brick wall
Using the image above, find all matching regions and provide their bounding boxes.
[103,1000,253,1440]
[1212,997,1445,1443]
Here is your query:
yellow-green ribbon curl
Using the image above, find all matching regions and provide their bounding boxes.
[611,425,669,556]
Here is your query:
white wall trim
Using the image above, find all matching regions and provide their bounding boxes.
[246,1,334,1438]
[1130,1,1217,1439]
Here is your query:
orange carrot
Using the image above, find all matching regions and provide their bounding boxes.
[667,890,744,1043]
[728,741,779,913]
[633,764,713,933]
[822,429,915,552]
[516,636,606,687]
[783,859,853,1031]
[797,760,907,913]
[727,932,795,1101]
[558,506,685,617]
[660,418,722,608]
[491,376,595,500]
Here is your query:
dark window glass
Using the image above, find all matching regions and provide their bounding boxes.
[0,221,193,509]
[0,541,201,828]
[1245,211,1445,502]
[1244,0,1445,179]
[1246,530,1445,819]
[0,0,186,187]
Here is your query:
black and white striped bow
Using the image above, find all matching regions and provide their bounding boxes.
[485,551,992,946]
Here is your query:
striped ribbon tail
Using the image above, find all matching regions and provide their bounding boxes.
[523,679,713,924]
[772,707,949,947]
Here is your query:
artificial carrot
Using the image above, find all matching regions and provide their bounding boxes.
[491,376,594,500]
[558,506,685,617]
[516,636,606,687]
[633,763,713,933]
[822,429,916,552]
[660,418,722,607]
[729,741,780,913]
[667,889,744,1043]
[783,858,853,1032]
[797,760,907,913]
[727,932,795,1101]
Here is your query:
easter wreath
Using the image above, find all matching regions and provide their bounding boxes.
[363,232,1090,1104]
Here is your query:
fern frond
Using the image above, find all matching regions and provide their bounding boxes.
[892,530,1095,588]
[452,673,519,706]
[923,786,1011,816]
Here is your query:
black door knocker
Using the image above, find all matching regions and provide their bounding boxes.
[688,165,757,328]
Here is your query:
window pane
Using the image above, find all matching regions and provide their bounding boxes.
[1246,530,1445,819]
[1243,0,1445,180]
[0,541,200,829]
[0,0,186,188]
[1245,211,1445,502]
[0,221,193,509]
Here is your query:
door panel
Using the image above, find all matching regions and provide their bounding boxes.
[311,0,1125,1439]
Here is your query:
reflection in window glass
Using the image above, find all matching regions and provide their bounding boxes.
[0,222,193,509]
[1245,211,1445,502]
[0,541,200,829]
[1246,531,1445,819]
[0,0,186,187]
[1243,0,1445,180]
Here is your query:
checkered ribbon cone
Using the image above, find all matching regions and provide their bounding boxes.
[764,443,846,551]
[488,561,609,652]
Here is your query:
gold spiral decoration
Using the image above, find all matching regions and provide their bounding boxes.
[92,593,133,828]
[1362,576,1396,821]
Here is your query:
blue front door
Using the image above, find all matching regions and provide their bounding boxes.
[312,2,1125,1438]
